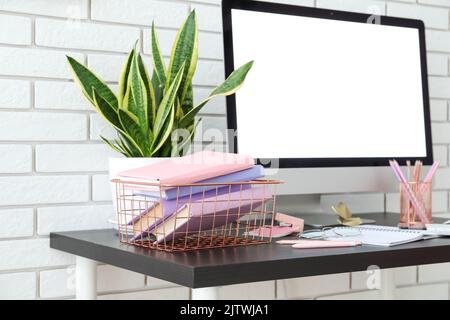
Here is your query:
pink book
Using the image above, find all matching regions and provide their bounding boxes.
[118,151,255,186]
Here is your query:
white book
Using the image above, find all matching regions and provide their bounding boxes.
[327,225,424,247]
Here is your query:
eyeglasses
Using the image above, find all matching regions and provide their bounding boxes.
[299,227,361,240]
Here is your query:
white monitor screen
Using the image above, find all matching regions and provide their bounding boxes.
[231,9,428,159]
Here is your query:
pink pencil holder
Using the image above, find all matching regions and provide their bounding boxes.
[399,181,432,229]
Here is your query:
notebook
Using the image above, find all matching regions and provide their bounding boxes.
[326,225,424,247]
[129,184,252,233]
[134,165,264,200]
[118,151,255,186]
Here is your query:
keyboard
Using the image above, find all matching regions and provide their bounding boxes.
[424,224,450,236]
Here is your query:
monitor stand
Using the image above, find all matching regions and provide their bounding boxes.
[275,194,377,227]
[276,194,332,215]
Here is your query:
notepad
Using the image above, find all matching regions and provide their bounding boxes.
[326,225,424,247]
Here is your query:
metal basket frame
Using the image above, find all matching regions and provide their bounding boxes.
[113,179,282,252]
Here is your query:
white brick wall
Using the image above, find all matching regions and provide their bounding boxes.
[0,0,89,18]
[98,287,190,300]
[1,0,450,300]
[92,174,112,201]
[36,19,140,53]
[0,208,34,239]
[0,239,74,271]
[0,47,83,79]
[35,81,90,110]
[0,176,89,205]
[35,144,116,172]
[143,28,224,60]
[37,204,114,235]
[90,113,117,141]
[0,145,32,173]
[91,0,188,28]
[0,272,36,300]
[0,14,31,45]
[40,265,145,298]
[387,2,449,29]
[0,112,87,141]
[317,0,386,14]
[430,100,448,121]
[0,79,30,109]
[276,273,350,299]
[219,281,275,300]
[87,54,126,82]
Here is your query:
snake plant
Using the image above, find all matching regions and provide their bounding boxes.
[66,11,253,157]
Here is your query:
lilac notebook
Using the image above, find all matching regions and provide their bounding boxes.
[135,165,264,200]
[131,186,273,242]
[129,184,251,225]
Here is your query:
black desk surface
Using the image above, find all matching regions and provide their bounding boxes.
[50,213,450,288]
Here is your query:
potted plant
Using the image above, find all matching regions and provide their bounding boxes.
[66,11,253,205]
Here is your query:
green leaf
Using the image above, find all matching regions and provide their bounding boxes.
[118,133,141,157]
[175,97,184,124]
[151,72,164,108]
[151,106,175,156]
[160,141,173,157]
[118,48,135,107]
[137,53,156,129]
[210,60,254,97]
[181,84,193,115]
[66,56,118,110]
[100,136,129,157]
[151,22,167,86]
[127,52,148,130]
[92,88,122,131]
[153,63,185,142]
[165,10,198,106]
[171,120,199,157]
[118,109,147,157]
[179,61,254,128]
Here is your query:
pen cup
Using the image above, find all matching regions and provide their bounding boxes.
[399,181,432,229]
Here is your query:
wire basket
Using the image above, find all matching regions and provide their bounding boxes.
[112,178,283,252]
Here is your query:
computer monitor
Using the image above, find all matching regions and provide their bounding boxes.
[222,0,433,200]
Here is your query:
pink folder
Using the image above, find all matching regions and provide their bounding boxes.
[118,151,255,186]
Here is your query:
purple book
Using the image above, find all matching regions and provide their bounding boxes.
[131,186,273,242]
[134,165,264,200]
[128,184,250,225]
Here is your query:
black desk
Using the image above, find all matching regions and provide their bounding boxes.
[50,213,450,299]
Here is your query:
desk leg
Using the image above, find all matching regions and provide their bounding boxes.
[380,268,395,300]
[191,287,219,300]
[76,256,97,300]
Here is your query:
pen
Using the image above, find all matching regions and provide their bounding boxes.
[276,239,362,248]
[292,240,362,249]
[407,160,411,182]
[423,161,440,183]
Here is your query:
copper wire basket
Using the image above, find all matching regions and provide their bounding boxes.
[112,179,283,252]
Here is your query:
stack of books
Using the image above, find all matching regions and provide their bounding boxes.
[117,151,272,243]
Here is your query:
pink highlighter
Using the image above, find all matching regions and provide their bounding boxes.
[277,239,362,249]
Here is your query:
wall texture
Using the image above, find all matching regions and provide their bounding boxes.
[0,0,450,300]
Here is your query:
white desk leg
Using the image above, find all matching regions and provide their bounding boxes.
[380,268,395,300]
[76,256,97,300]
[191,287,219,300]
